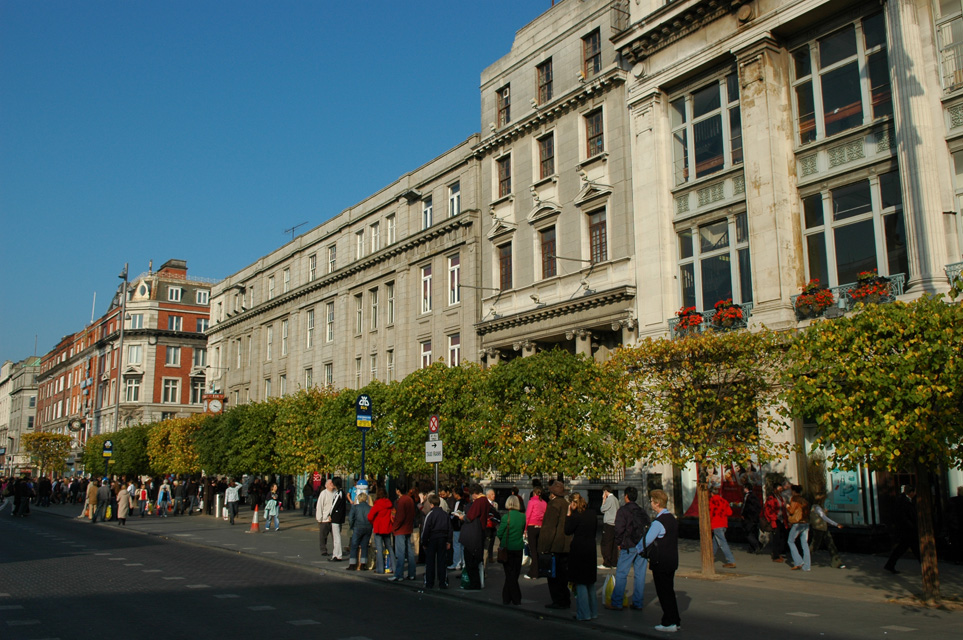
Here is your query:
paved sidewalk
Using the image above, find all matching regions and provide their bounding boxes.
[39,503,962,639]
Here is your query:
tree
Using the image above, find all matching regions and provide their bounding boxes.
[607,329,792,576]
[782,296,963,604]
[147,415,206,475]
[110,424,152,476]
[21,432,72,477]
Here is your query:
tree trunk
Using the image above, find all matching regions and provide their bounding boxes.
[697,480,715,576]
[914,463,941,604]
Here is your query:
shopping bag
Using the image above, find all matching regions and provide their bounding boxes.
[460,566,471,589]
[222,506,229,521]
[602,573,630,607]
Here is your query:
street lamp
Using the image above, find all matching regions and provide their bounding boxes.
[112,264,128,434]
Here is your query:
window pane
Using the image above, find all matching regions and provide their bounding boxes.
[821,62,863,137]
[796,82,816,144]
[541,227,557,278]
[701,254,733,308]
[834,219,878,284]
[738,248,753,303]
[863,12,886,50]
[803,194,824,228]
[793,47,812,78]
[806,234,830,285]
[680,263,696,309]
[694,114,724,178]
[679,229,693,259]
[589,211,607,263]
[867,51,892,119]
[699,219,729,253]
[692,83,721,119]
[670,97,686,127]
[819,25,857,68]
[673,130,688,184]
[884,212,909,277]
[735,212,749,244]
[879,171,903,209]
[941,0,963,18]
[726,72,739,102]
[729,107,743,165]
[831,181,872,221]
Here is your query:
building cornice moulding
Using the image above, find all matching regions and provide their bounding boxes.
[475,285,636,336]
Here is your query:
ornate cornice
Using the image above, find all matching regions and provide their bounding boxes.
[475,285,636,336]
[618,0,749,65]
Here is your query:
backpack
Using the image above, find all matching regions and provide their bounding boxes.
[624,503,649,552]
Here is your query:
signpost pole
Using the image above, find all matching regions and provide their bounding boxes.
[361,430,367,480]
[356,394,373,486]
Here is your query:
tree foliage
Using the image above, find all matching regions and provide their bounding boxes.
[21,432,72,476]
[147,414,206,475]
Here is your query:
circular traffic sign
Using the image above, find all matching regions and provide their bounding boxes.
[429,415,439,433]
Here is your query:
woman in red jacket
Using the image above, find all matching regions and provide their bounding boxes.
[367,487,395,575]
[763,486,788,562]
[709,486,736,568]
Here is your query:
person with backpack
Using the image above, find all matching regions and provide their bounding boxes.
[637,489,681,633]
[605,485,650,611]
[786,484,812,571]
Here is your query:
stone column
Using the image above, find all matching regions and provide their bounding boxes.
[733,35,802,328]
[886,0,952,292]
[568,330,592,357]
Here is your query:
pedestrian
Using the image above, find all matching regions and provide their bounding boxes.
[225,479,240,525]
[485,488,501,564]
[86,478,99,521]
[302,478,315,517]
[0,478,14,515]
[156,478,171,517]
[316,478,337,557]
[496,494,525,605]
[638,489,681,633]
[284,477,296,512]
[447,487,466,571]
[764,485,788,562]
[786,484,812,571]
[599,485,618,569]
[115,483,134,525]
[510,486,525,513]
[565,491,598,621]
[538,480,572,610]
[138,482,149,517]
[421,494,452,589]
[883,485,920,574]
[606,485,649,611]
[457,483,491,590]
[389,482,416,581]
[809,493,845,568]
[524,485,546,579]
[709,485,737,568]
[740,483,762,554]
[93,479,110,523]
[347,491,372,571]
[264,484,280,532]
[368,487,395,574]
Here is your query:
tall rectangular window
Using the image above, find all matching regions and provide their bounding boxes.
[583,29,602,77]
[128,344,143,365]
[585,109,604,157]
[162,379,180,404]
[306,309,315,348]
[537,133,555,179]
[279,374,287,396]
[449,334,461,367]
[386,282,395,324]
[422,197,433,229]
[281,319,288,356]
[589,210,608,264]
[355,294,363,334]
[497,155,512,198]
[265,325,273,360]
[328,244,337,273]
[305,368,313,389]
[356,230,365,259]
[498,243,513,290]
[282,268,291,293]
[370,222,381,252]
[166,346,180,367]
[196,318,209,332]
[537,58,553,104]
[386,214,396,244]
[421,340,432,369]
[387,350,394,381]
[370,354,378,381]
[193,347,207,368]
[264,378,272,399]
[497,84,511,126]
[420,265,434,313]
[309,254,317,281]
[236,338,243,368]
[324,363,333,386]
[191,379,205,404]
[129,313,144,329]
[448,254,461,305]
[370,288,379,330]
[671,72,742,185]
[540,227,557,278]
[268,276,276,299]
[196,290,210,304]
[168,286,182,302]
[125,378,140,402]
[677,212,753,310]
[326,301,335,342]
[448,182,461,217]
[168,316,183,331]
[355,357,362,387]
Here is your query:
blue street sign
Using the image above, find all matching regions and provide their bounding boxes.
[356,394,372,432]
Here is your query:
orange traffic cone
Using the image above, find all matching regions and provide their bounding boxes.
[247,505,260,533]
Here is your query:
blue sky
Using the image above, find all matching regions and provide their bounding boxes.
[0,0,552,362]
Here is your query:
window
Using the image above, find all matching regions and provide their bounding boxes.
[370,288,379,330]
[370,222,381,252]
[196,318,209,332]
[356,230,365,259]
[792,14,890,145]
[268,275,276,299]
[678,212,753,310]
[421,265,433,313]
[168,316,183,331]
[497,155,512,198]
[325,301,335,342]
[387,350,395,381]
[386,282,395,324]
[128,344,143,365]
[196,290,210,304]
[265,325,273,360]
[422,197,433,229]
[540,227,557,278]
[449,334,461,367]
[309,254,317,281]
[448,182,461,217]
[28,396,36,408]
[281,319,289,356]
[191,379,205,404]
[264,378,272,399]
[304,367,314,388]
[448,254,461,305]
[125,378,140,402]
[324,363,333,386]
[193,347,207,368]
[162,379,180,404]
[129,313,144,329]
[537,58,553,104]
[355,357,362,387]
[283,268,291,293]
[589,210,608,264]
[370,354,378,381]
[236,338,242,368]
[537,133,555,180]
[386,214,396,244]
[279,374,287,396]
[800,170,907,287]
[328,244,337,273]
[497,84,511,127]
[355,294,363,334]
[421,340,432,369]
[216,301,223,322]
[166,346,180,367]
[585,109,604,157]
[27,416,33,429]
[306,309,315,348]
[167,286,182,302]
[583,29,602,77]
[498,243,513,290]
[671,73,742,185]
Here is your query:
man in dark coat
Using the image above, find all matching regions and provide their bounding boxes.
[458,484,491,590]
[607,485,649,611]
[537,480,572,609]
[741,483,762,554]
[883,485,919,574]
[638,489,680,633]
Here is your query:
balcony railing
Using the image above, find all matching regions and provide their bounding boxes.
[668,302,754,339]
[790,273,906,320]
[946,261,963,285]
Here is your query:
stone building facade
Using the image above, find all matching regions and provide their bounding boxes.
[4,357,40,475]
[206,137,481,404]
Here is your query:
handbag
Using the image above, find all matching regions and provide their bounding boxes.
[538,552,555,577]
[497,514,511,563]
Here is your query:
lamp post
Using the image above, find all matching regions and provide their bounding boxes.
[112,264,128,433]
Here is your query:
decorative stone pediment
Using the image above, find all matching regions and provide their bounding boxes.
[527,196,562,225]
[487,203,517,240]
[123,365,145,376]
[574,177,613,209]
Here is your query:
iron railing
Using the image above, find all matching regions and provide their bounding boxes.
[790,273,906,320]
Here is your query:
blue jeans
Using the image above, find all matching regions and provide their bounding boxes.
[788,523,811,570]
[575,583,598,620]
[611,548,647,609]
[449,530,464,568]
[374,534,393,574]
[394,533,416,579]
[350,529,371,566]
[266,513,279,530]
[712,527,735,564]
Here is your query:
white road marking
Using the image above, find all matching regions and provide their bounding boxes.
[880,626,917,632]
[786,612,819,618]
